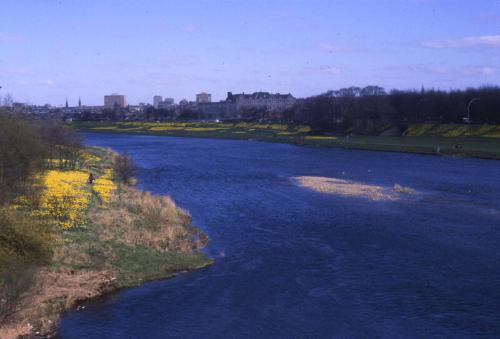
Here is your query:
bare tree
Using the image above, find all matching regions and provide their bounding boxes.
[0,111,47,204]
[2,94,13,107]
[113,152,138,185]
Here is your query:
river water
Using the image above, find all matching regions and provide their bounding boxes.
[58,133,500,338]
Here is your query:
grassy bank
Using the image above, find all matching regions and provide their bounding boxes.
[0,147,211,338]
[75,121,500,159]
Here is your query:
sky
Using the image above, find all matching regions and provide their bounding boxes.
[1,0,500,106]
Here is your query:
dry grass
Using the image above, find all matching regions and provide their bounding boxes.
[294,176,398,201]
[92,187,206,252]
[393,183,415,194]
[0,182,209,338]
[0,323,33,339]
[0,268,116,338]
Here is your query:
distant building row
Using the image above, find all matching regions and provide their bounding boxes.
[104,91,296,117]
[153,95,175,109]
[10,91,296,120]
[197,92,296,117]
[104,94,126,109]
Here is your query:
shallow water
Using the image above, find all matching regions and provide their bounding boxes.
[58,133,500,338]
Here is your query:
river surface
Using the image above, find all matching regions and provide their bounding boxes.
[58,133,500,338]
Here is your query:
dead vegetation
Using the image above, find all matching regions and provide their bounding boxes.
[294,176,398,201]
[0,152,210,339]
[0,268,117,338]
[393,183,415,194]
[90,186,208,253]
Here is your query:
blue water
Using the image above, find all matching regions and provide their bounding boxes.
[58,133,500,338]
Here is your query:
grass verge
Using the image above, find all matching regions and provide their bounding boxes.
[0,147,211,338]
[75,122,500,160]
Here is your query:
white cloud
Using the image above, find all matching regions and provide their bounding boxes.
[385,64,449,75]
[0,33,24,42]
[274,10,290,18]
[477,12,500,23]
[39,79,55,86]
[478,67,496,75]
[319,66,342,75]
[183,25,199,33]
[2,66,31,75]
[92,55,196,71]
[14,79,55,87]
[385,63,497,78]
[422,35,500,49]
[319,43,350,53]
[464,66,497,76]
[425,65,449,75]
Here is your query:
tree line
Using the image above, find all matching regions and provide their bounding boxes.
[70,85,500,132]
[283,86,500,133]
[0,110,83,205]
[0,110,85,320]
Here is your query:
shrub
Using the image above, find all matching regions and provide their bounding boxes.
[0,209,54,265]
[113,153,138,185]
[0,263,36,322]
[0,208,55,321]
[38,120,83,169]
[0,111,83,205]
[0,112,47,204]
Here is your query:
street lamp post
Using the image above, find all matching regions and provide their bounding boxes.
[465,97,480,123]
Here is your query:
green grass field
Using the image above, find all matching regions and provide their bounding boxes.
[75,121,500,160]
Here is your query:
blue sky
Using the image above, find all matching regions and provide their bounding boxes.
[1,0,500,106]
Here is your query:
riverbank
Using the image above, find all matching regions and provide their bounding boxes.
[58,133,500,337]
[75,122,500,159]
[0,147,211,338]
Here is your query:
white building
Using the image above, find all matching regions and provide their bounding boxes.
[158,98,175,109]
[196,92,211,103]
[226,92,296,112]
[153,95,162,109]
[104,94,126,109]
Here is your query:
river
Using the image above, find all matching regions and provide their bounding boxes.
[58,133,500,338]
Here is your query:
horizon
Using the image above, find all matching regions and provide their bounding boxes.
[5,85,500,108]
[1,0,500,106]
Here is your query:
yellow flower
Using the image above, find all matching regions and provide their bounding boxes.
[80,153,101,162]
[296,125,311,133]
[35,170,90,229]
[90,168,116,203]
[305,135,337,140]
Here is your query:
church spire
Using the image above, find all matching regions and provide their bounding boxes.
[65,97,68,108]
[78,97,81,108]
